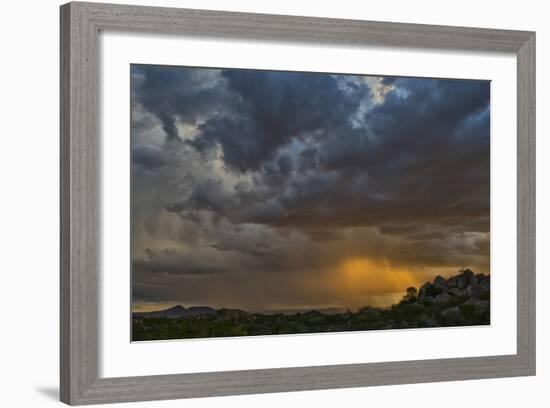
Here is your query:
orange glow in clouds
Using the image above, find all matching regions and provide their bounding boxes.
[339,257,432,306]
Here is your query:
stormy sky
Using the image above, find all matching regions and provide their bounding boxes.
[131,64,490,312]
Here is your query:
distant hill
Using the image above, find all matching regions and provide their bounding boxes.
[134,305,217,319]
[133,305,349,319]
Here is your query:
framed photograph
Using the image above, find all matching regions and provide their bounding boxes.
[60,1,536,405]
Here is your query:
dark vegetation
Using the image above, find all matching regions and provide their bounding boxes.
[132,269,490,341]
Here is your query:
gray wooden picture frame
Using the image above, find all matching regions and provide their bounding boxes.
[60,1,536,405]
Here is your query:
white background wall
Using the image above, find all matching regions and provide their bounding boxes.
[0,0,546,407]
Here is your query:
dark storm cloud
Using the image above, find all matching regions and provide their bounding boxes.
[132,65,231,141]
[157,73,490,235]
[131,65,491,309]
[319,78,490,171]
[133,256,222,275]
[310,79,490,227]
[191,69,368,171]
[132,145,168,169]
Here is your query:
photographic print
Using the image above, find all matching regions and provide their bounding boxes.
[131,64,490,341]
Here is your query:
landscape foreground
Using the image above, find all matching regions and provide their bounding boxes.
[132,269,490,341]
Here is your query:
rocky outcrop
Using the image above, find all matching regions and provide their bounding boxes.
[441,306,464,325]
[394,269,490,328]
